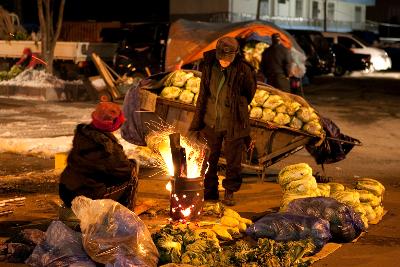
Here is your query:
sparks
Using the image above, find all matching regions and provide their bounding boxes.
[181,207,191,217]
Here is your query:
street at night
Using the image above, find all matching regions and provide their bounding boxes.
[1,0,400,266]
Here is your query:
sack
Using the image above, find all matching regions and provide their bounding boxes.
[286,197,365,242]
[245,212,331,254]
[71,196,159,266]
[25,221,96,267]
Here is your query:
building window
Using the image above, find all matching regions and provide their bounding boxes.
[355,6,362,22]
[327,3,334,20]
[312,1,319,19]
[295,0,303,18]
[260,0,269,17]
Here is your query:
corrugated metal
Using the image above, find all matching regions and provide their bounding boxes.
[60,21,121,42]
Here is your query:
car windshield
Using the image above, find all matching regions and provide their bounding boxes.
[310,34,331,53]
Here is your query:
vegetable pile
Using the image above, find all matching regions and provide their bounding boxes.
[0,65,23,81]
[249,89,323,136]
[277,163,385,229]
[160,70,201,105]
[243,42,269,72]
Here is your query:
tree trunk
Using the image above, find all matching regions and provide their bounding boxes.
[37,0,65,74]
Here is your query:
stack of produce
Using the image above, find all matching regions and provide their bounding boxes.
[212,208,253,241]
[0,65,23,81]
[249,89,323,136]
[355,178,385,223]
[278,163,320,211]
[160,70,201,105]
[243,42,269,71]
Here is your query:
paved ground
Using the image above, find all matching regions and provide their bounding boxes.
[0,72,399,266]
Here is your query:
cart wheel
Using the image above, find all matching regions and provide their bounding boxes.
[98,90,112,102]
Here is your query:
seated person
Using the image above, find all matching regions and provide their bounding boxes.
[16,48,46,69]
[59,102,138,210]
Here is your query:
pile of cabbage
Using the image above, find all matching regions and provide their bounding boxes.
[278,163,323,211]
[243,42,269,72]
[278,163,385,229]
[0,65,23,81]
[160,70,201,105]
[249,89,323,136]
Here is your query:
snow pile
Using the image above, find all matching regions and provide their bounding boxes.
[0,69,83,88]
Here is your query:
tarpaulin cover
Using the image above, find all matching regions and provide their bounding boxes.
[166,19,304,71]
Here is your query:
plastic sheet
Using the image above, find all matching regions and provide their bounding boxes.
[25,220,96,267]
[286,197,365,242]
[246,212,331,254]
[71,196,159,267]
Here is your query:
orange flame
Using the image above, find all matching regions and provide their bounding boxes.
[146,130,206,179]
[166,181,172,192]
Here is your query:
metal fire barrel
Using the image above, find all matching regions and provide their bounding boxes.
[170,176,204,221]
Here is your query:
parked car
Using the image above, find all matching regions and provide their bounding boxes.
[331,43,371,76]
[322,32,391,71]
[287,30,335,77]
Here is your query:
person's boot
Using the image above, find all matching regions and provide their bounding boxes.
[222,190,235,206]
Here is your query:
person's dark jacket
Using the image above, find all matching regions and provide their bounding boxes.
[60,124,134,199]
[261,43,291,77]
[189,50,257,139]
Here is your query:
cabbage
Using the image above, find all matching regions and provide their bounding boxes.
[360,203,376,221]
[278,163,313,187]
[161,86,182,99]
[193,93,199,105]
[273,113,291,125]
[374,206,384,219]
[275,104,288,113]
[253,90,270,106]
[178,90,195,104]
[331,190,361,206]
[164,70,194,87]
[317,184,331,197]
[328,183,345,193]
[263,95,283,109]
[289,117,303,130]
[356,178,385,197]
[303,120,323,135]
[261,108,276,122]
[296,107,318,122]
[250,107,263,119]
[286,101,302,115]
[283,176,318,194]
[185,77,201,94]
[357,190,381,206]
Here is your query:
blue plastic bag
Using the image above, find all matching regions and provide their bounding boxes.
[286,197,365,242]
[246,212,331,254]
[25,221,96,267]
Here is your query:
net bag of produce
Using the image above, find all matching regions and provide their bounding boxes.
[286,197,365,242]
[26,220,96,267]
[71,196,159,267]
[245,212,331,254]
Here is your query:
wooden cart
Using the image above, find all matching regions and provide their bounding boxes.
[153,97,318,181]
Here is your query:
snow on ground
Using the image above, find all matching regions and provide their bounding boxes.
[0,100,156,165]
[0,69,83,88]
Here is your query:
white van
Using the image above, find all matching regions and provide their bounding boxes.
[322,32,392,71]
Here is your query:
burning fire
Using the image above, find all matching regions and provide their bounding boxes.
[145,126,206,179]
[166,181,172,192]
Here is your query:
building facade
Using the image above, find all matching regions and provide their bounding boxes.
[170,0,376,32]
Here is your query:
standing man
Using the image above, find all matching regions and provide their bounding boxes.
[261,33,292,91]
[190,36,257,206]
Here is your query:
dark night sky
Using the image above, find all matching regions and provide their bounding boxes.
[2,0,170,25]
